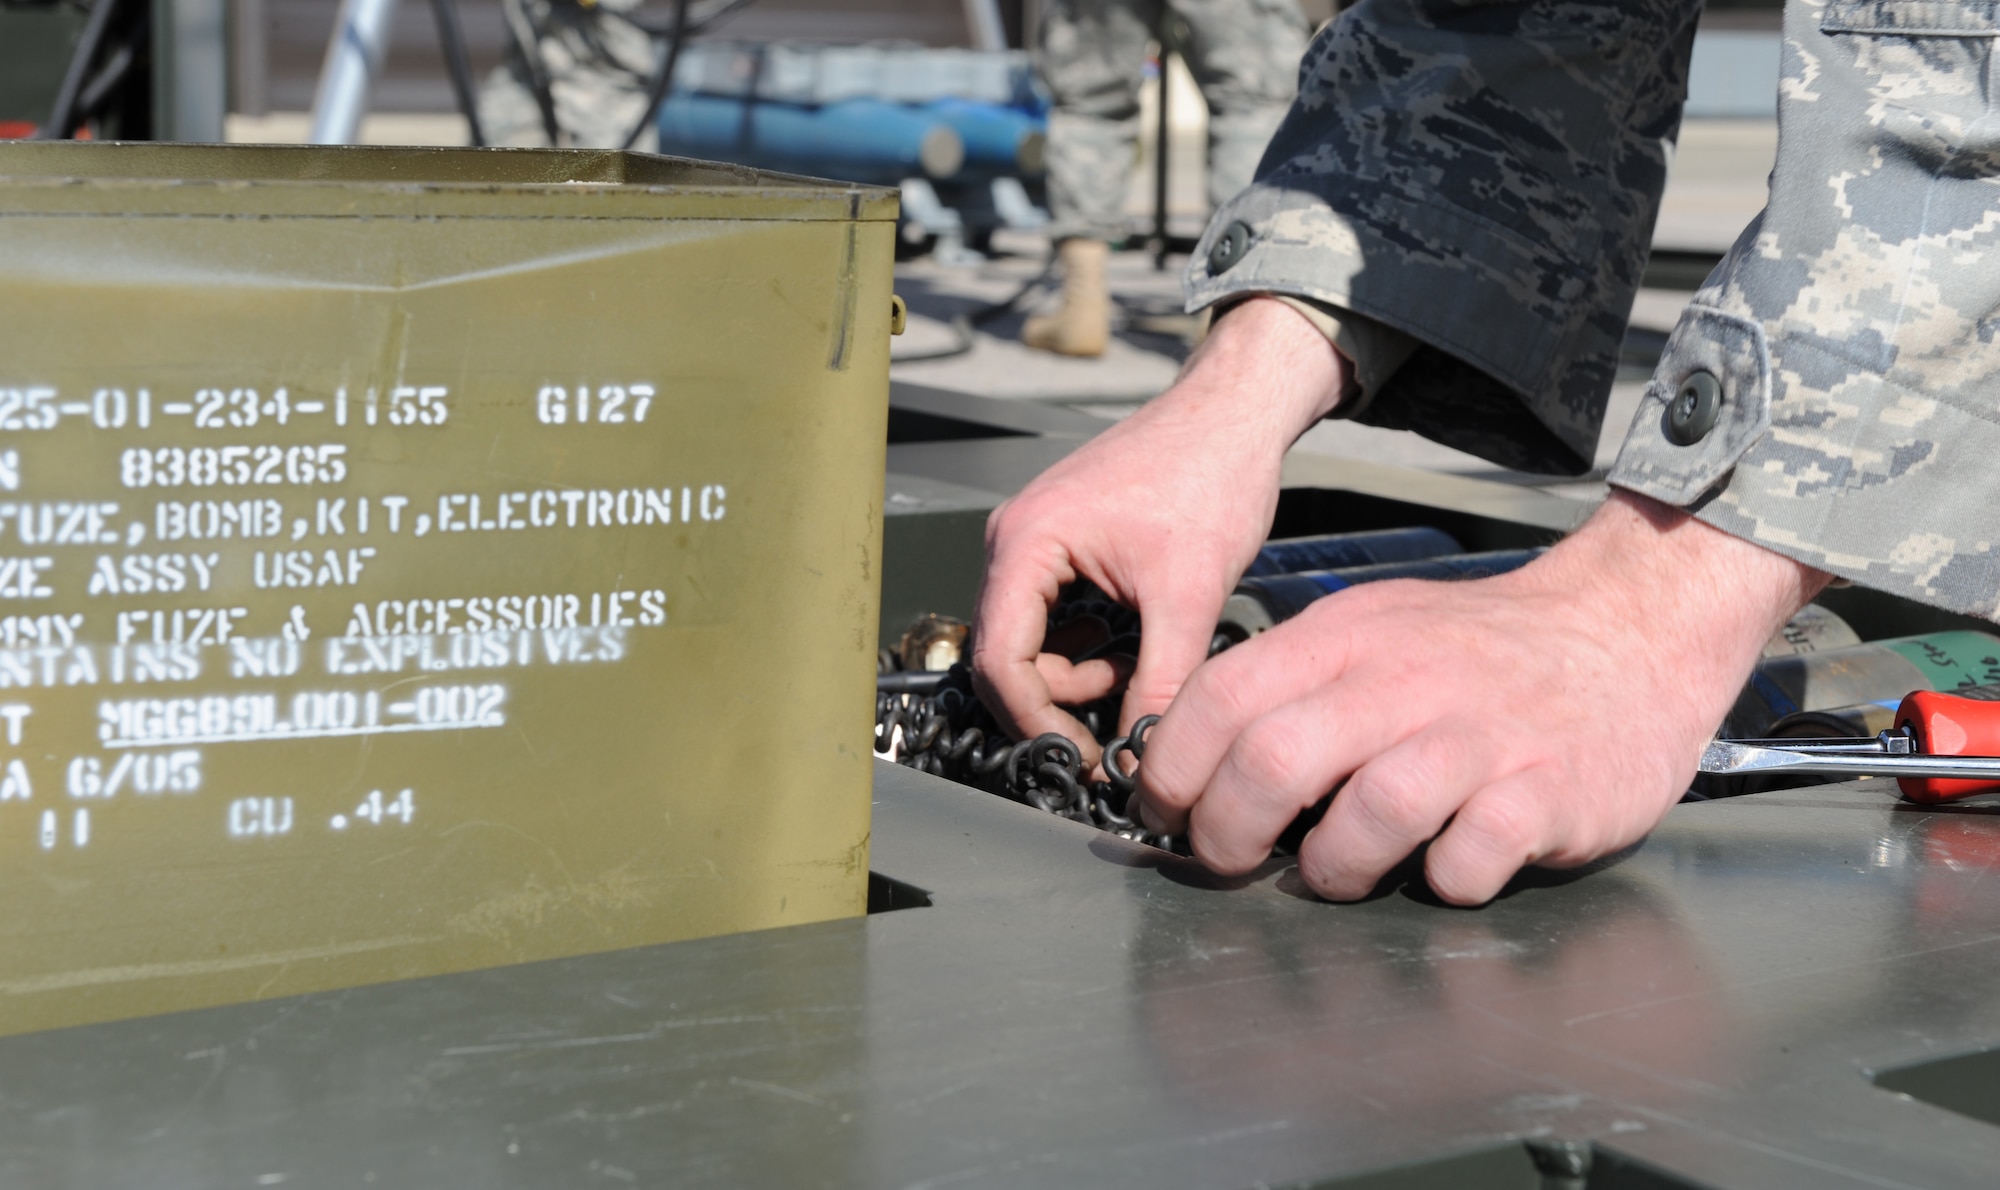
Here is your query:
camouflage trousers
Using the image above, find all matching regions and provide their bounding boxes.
[477,0,659,151]
[1037,0,1309,243]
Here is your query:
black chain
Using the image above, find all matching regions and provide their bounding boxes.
[875,664,1183,852]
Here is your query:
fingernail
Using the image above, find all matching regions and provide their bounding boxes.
[1302,865,1357,903]
[1137,800,1165,835]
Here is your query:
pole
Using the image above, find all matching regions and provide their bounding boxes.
[962,0,1007,52]
[309,0,399,145]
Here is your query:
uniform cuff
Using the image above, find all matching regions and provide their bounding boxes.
[1607,304,1772,506]
[1182,188,1606,475]
[1608,302,1999,617]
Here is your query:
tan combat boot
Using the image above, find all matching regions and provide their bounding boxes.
[1022,238,1111,358]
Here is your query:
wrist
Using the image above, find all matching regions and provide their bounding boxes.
[1141,297,1352,454]
[1529,491,1832,688]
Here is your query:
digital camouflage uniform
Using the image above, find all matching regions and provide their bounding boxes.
[1185,0,2000,620]
[477,0,659,151]
[1038,0,1312,242]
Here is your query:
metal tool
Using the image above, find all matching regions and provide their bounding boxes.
[1706,689,2000,802]
[1701,731,1980,775]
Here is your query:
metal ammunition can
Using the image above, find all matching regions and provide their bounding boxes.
[0,143,896,1034]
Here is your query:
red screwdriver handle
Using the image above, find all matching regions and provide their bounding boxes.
[1895,689,2000,803]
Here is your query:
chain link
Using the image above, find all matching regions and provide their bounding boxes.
[876,663,1183,851]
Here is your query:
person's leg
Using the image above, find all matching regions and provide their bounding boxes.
[1172,0,1308,210]
[1025,0,1157,356]
[476,0,658,150]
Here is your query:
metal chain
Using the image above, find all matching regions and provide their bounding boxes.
[876,664,1183,852]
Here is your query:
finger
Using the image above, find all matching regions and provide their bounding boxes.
[1174,682,1403,872]
[1135,607,1357,831]
[1296,726,1495,901]
[1037,653,1134,707]
[1420,770,1560,907]
[1118,583,1229,734]
[968,538,1072,744]
[970,662,1102,769]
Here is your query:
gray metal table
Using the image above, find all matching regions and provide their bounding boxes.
[5,763,2000,1188]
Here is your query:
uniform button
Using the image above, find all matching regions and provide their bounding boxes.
[1208,221,1252,274]
[1667,370,1722,445]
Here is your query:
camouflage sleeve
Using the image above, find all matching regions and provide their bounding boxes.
[1183,0,1703,476]
[1608,0,2000,620]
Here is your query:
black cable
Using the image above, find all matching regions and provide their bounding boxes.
[73,29,138,117]
[885,313,977,365]
[35,0,120,139]
[619,0,690,151]
[878,671,948,695]
[524,29,563,144]
[889,251,1059,365]
[501,0,564,146]
[81,2,148,135]
[501,0,728,151]
[427,0,486,147]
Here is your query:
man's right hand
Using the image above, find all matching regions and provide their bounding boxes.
[970,298,1352,763]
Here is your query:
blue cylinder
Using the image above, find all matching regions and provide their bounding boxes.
[657,95,964,182]
[1244,527,1464,578]
[923,99,1046,176]
[1220,549,1546,642]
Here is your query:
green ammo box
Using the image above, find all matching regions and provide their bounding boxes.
[0,142,895,1034]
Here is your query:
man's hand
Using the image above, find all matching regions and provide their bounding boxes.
[1135,491,1831,904]
[972,294,1831,904]
[971,299,1351,761]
